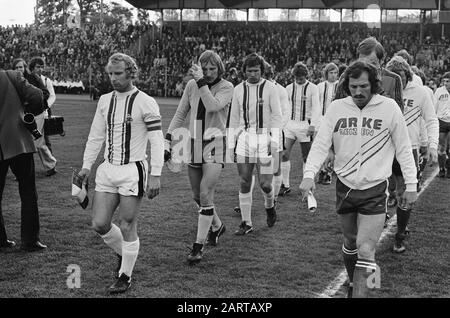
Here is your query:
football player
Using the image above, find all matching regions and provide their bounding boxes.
[232,61,289,214]
[300,61,417,298]
[433,72,450,178]
[386,56,438,253]
[317,62,339,185]
[280,62,320,198]
[78,53,164,294]
[165,50,234,264]
[228,53,282,234]
[333,37,405,227]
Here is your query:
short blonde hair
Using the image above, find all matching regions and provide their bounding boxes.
[106,53,139,80]
[198,50,225,77]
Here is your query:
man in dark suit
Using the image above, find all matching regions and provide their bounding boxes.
[0,58,47,251]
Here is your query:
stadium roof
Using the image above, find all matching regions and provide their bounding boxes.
[126,0,439,10]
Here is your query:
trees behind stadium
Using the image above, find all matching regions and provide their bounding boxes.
[35,0,134,27]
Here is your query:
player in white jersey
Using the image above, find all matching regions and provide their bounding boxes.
[228,53,282,234]
[279,62,320,198]
[265,62,290,203]
[232,62,289,215]
[395,50,423,86]
[77,53,164,294]
[386,56,438,253]
[317,62,339,185]
[165,50,234,264]
[433,72,450,178]
[414,69,436,190]
[300,61,417,298]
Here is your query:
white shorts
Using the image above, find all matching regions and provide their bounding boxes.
[284,120,311,142]
[95,160,148,196]
[235,130,271,159]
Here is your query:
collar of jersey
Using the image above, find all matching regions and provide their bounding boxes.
[245,79,265,86]
[295,80,309,87]
[404,80,416,91]
[114,86,138,98]
[207,77,221,88]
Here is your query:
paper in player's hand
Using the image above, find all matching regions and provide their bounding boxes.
[72,170,89,209]
[307,191,317,213]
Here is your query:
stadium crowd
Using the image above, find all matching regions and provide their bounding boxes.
[0,22,151,96]
[1,21,450,97]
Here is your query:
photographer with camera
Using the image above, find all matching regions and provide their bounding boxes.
[13,58,57,177]
[0,57,47,251]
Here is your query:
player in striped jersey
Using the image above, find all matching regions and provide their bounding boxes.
[386,56,438,253]
[228,53,282,234]
[433,72,450,178]
[265,62,290,203]
[280,62,320,198]
[78,53,164,294]
[165,50,234,265]
[317,62,339,185]
[232,61,289,215]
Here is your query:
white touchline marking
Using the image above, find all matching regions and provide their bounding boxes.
[317,167,439,298]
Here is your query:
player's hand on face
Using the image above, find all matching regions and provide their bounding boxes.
[299,177,315,202]
[147,175,160,199]
[400,190,417,210]
[191,64,204,81]
[323,149,335,172]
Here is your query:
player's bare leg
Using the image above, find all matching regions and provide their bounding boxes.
[340,212,358,298]
[107,195,142,294]
[272,151,283,203]
[92,192,123,278]
[257,158,276,227]
[280,138,295,196]
[352,213,385,298]
[438,132,448,177]
[187,163,224,264]
[188,165,202,207]
[235,162,255,235]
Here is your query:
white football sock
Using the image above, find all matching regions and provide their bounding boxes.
[281,161,291,187]
[119,238,140,277]
[196,206,214,244]
[263,188,274,209]
[272,174,283,201]
[239,191,253,226]
[211,209,222,232]
[100,223,123,256]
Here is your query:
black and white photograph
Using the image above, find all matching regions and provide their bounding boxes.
[0,0,449,303]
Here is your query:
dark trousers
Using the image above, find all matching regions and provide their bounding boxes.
[0,153,40,244]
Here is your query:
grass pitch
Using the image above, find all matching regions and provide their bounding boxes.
[0,94,448,298]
